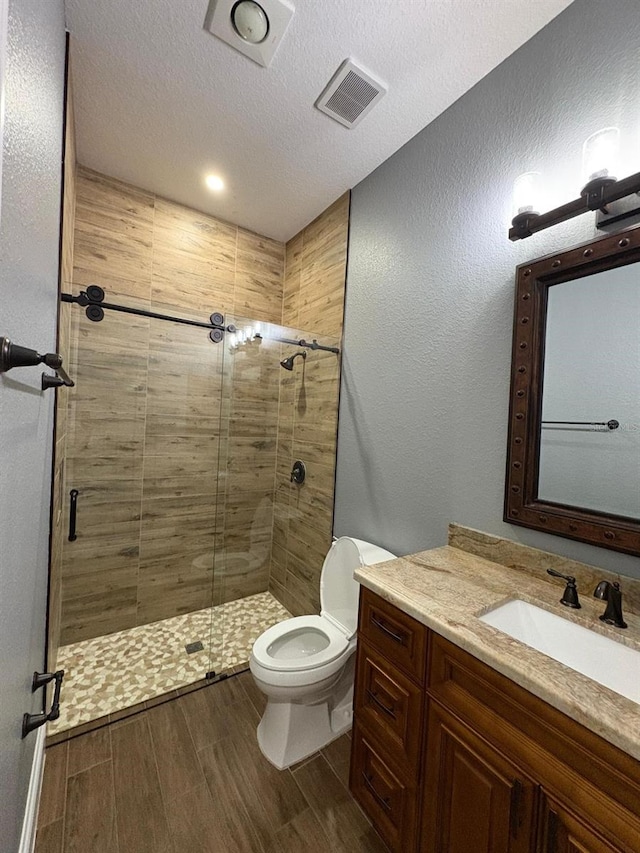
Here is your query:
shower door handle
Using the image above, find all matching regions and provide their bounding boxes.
[22,670,65,737]
[69,489,78,541]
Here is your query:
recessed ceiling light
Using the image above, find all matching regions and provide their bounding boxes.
[205,174,225,191]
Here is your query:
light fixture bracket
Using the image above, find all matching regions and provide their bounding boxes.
[596,191,640,232]
[580,175,617,210]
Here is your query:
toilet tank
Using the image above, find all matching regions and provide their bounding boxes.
[320,537,397,638]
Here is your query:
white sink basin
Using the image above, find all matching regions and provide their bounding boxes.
[479,598,640,704]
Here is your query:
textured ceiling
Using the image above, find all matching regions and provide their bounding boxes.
[65,0,574,241]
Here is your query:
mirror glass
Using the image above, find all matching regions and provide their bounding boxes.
[538,264,640,519]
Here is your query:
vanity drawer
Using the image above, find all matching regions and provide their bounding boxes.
[359,588,427,684]
[351,723,419,853]
[354,639,424,771]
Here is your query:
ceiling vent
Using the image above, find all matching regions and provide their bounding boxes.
[315,60,386,129]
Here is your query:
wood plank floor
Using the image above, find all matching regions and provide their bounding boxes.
[35,671,388,853]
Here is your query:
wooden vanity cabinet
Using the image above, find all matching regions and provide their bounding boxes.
[350,589,640,853]
[426,635,640,853]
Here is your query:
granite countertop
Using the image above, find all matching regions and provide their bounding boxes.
[354,544,640,760]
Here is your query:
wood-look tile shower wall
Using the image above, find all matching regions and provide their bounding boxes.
[57,166,349,645]
[59,168,285,644]
[270,193,350,616]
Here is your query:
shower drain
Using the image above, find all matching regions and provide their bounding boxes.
[185,641,204,654]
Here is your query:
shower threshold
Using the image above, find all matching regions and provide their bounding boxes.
[49,591,290,737]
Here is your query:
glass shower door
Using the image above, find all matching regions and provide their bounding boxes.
[140,315,224,690]
[53,302,225,732]
[210,315,341,675]
[209,315,280,674]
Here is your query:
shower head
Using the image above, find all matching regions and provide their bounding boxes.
[280,351,307,371]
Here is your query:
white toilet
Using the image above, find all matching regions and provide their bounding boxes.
[250,536,396,769]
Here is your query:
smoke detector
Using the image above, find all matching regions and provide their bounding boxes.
[204,0,294,68]
[316,60,386,129]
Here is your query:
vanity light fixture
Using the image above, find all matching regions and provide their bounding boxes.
[509,127,640,241]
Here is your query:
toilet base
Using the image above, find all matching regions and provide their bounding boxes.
[256,670,354,770]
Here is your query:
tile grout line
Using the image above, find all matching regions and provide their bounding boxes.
[66,756,112,780]
[61,740,69,849]
[107,726,121,853]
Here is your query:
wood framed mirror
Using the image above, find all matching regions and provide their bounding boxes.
[504,225,640,556]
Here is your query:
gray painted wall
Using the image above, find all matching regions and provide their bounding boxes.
[0,0,65,848]
[335,0,640,578]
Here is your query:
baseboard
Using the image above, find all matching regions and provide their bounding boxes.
[18,726,47,853]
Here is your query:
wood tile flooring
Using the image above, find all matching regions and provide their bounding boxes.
[35,671,387,853]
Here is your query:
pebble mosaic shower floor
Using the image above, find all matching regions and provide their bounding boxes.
[50,591,291,734]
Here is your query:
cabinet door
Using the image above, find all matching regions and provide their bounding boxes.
[422,702,536,853]
[539,796,628,853]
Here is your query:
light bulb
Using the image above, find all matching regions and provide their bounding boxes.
[512,172,542,217]
[205,174,225,192]
[582,128,620,184]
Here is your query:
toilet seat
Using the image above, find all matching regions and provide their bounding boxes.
[251,615,348,673]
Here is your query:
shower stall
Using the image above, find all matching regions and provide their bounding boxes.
[45,169,349,736]
[49,287,341,733]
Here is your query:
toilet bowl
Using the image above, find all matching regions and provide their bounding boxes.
[250,536,396,769]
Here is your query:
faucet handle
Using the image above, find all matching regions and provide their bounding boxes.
[546,569,581,609]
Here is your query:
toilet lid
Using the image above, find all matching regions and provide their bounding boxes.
[320,537,364,639]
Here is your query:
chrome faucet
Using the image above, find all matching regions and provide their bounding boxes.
[593,580,627,629]
[546,569,581,609]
